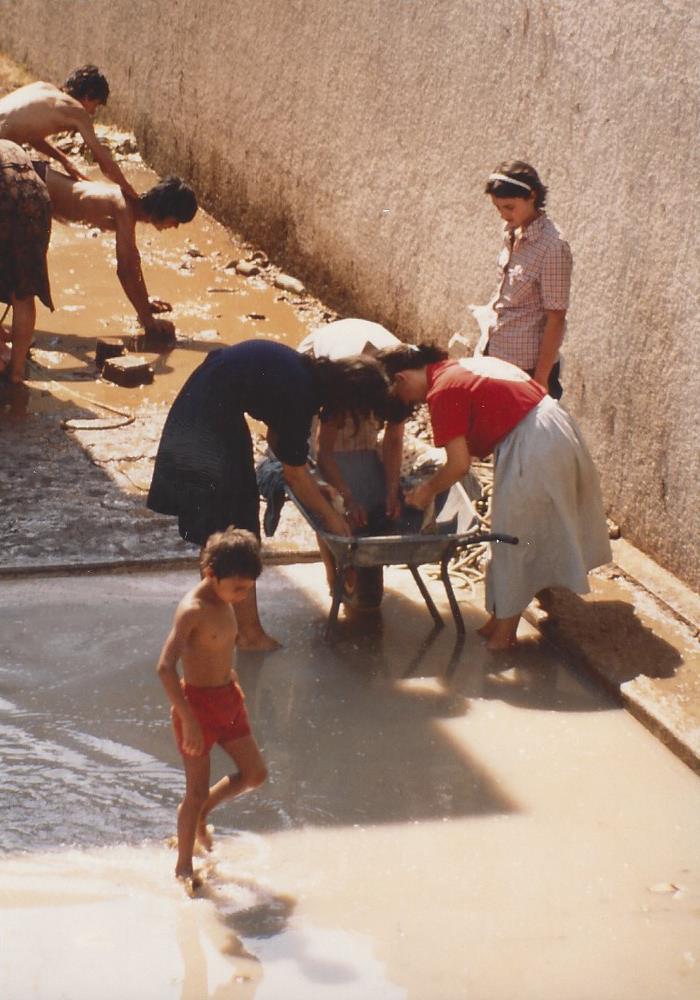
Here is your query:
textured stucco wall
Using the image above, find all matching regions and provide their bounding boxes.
[2,0,698,588]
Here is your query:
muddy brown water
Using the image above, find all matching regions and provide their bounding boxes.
[10,163,313,417]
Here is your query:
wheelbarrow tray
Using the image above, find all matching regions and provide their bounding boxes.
[286,487,517,639]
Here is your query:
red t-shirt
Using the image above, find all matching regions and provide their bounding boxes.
[426,357,546,458]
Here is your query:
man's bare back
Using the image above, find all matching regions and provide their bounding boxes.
[43,167,125,230]
[0,81,86,145]
[0,78,137,197]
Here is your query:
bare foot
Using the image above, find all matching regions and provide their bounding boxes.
[196,821,214,852]
[477,615,497,639]
[238,631,281,652]
[175,872,204,897]
[486,634,519,651]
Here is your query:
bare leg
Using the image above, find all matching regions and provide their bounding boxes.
[485,614,521,651]
[176,753,211,885]
[7,296,35,384]
[197,734,268,843]
[234,583,281,651]
[318,536,336,593]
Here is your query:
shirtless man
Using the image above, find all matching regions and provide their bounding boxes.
[43,166,197,341]
[157,528,268,890]
[0,64,138,199]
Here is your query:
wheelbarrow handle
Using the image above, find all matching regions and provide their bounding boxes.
[457,531,519,547]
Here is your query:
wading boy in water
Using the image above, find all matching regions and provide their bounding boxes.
[157,528,268,889]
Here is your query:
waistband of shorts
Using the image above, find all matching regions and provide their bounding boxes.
[181,679,236,695]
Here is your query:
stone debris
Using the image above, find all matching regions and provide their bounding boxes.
[235,260,260,277]
[274,273,305,295]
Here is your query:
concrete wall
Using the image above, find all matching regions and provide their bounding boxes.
[2,0,698,588]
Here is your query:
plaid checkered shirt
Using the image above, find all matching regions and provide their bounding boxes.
[488,213,573,371]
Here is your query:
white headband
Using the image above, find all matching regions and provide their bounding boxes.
[488,172,532,193]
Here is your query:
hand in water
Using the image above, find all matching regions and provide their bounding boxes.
[149,298,173,314]
[145,317,175,338]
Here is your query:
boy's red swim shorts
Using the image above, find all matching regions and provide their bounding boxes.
[172,680,251,757]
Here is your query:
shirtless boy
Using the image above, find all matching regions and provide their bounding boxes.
[157,528,268,889]
[0,65,138,199]
[43,166,197,342]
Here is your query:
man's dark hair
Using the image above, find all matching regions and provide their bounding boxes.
[63,65,110,105]
[485,160,548,209]
[200,527,262,581]
[140,176,198,223]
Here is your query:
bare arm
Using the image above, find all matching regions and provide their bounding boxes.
[29,137,89,181]
[381,421,405,519]
[114,204,174,334]
[71,110,139,199]
[283,462,351,536]
[156,608,203,756]
[533,309,566,388]
[404,436,472,510]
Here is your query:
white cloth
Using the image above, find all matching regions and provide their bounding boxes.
[299,318,401,455]
[486,396,611,617]
[298,318,400,360]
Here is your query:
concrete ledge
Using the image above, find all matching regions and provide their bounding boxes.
[523,544,700,775]
[0,543,320,579]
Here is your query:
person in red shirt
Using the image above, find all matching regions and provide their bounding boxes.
[378,344,611,650]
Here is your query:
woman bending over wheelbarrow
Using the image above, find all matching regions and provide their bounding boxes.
[376,344,611,650]
[148,339,392,650]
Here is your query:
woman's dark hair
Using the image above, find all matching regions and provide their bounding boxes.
[63,65,110,105]
[484,160,547,209]
[375,342,448,379]
[311,354,392,427]
[200,527,262,580]
[140,177,198,223]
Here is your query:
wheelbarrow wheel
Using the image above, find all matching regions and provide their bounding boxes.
[343,566,384,610]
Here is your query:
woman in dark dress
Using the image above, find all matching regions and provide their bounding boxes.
[148,338,392,649]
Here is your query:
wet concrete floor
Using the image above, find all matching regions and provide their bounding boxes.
[1,564,698,1000]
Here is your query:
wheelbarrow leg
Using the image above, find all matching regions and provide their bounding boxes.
[440,551,465,634]
[408,565,444,629]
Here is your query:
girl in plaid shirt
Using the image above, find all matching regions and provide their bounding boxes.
[482,161,572,399]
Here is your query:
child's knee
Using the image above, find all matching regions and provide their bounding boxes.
[243,762,268,790]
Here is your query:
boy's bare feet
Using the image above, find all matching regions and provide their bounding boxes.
[196,820,214,852]
[237,630,281,652]
[176,869,203,895]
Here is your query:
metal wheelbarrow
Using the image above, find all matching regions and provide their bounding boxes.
[287,481,518,640]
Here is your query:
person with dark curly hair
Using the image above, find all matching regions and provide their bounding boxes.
[0,65,138,199]
[480,160,572,399]
[148,339,393,649]
[41,167,197,339]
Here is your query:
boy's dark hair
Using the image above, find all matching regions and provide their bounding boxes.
[63,65,110,105]
[140,176,198,223]
[311,354,393,430]
[485,160,548,209]
[375,342,448,379]
[200,527,262,581]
